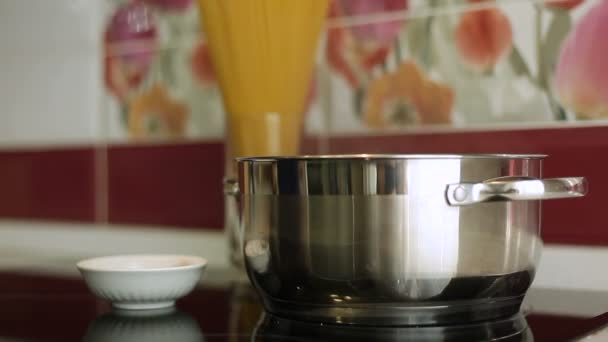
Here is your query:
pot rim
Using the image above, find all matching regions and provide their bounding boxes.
[236,153,547,162]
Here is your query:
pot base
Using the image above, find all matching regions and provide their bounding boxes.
[263,296,524,326]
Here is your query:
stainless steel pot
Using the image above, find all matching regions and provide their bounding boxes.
[232,154,587,326]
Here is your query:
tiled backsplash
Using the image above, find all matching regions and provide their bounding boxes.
[102,0,604,142]
[3,0,603,145]
[0,0,606,245]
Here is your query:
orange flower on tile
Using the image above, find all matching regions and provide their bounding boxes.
[454,3,513,71]
[338,0,408,43]
[128,84,189,138]
[363,61,454,127]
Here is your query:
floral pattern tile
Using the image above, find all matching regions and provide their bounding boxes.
[324,0,605,133]
[102,0,606,141]
[103,0,224,141]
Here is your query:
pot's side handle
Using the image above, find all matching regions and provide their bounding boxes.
[223,178,240,196]
[445,177,587,206]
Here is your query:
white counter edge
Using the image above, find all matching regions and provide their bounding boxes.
[0,220,606,292]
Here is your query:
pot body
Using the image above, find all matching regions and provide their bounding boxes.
[236,155,585,325]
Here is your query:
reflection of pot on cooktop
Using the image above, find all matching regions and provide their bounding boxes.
[253,313,533,342]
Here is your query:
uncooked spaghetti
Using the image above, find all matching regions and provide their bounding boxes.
[198,0,329,157]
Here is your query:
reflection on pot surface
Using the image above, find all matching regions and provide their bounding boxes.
[236,154,587,325]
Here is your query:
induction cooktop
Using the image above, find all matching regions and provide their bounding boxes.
[0,267,605,341]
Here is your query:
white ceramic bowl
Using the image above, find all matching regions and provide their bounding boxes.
[77,254,207,310]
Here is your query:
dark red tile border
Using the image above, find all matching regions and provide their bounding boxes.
[0,126,606,246]
[0,147,96,222]
[107,142,224,229]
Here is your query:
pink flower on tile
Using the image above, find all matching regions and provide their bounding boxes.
[104,0,157,101]
[454,3,513,71]
[545,0,585,10]
[144,0,193,12]
[326,19,359,87]
[326,0,407,88]
[338,0,408,43]
[555,0,608,119]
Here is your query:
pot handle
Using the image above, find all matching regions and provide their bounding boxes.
[223,178,239,196]
[445,176,587,206]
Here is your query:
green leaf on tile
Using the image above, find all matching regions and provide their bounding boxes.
[406,18,431,66]
[542,10,572,73]
[120,105,129,128]
[509,48,532,78]
[354,87,365,118]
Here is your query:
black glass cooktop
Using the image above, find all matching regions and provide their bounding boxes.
[0,267,606,341]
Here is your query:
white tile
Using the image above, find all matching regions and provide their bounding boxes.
[0,0,104,147]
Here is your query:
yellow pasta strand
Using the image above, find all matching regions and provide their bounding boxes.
[198,0,329,157]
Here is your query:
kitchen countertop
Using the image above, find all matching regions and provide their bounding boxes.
[1,220,607,292]
[0,262,606,342]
